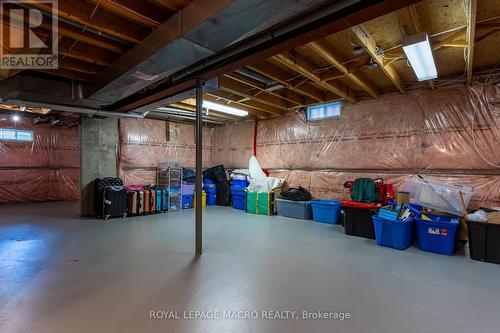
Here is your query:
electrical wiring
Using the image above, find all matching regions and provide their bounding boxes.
[470,62,500,168]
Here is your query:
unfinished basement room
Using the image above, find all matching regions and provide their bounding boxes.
[1,0,499,332]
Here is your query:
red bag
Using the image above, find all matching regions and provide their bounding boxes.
[373,180,395,205]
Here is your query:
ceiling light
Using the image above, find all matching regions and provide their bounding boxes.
[367,59,379,69]
[202,101,248,117]
[402,32,437,81]
[12,114,20,122]
[352,46,364,55]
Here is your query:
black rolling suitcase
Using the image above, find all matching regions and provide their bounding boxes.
[216,181,232,206]
[94,177,126,219]
[103,186,128,219]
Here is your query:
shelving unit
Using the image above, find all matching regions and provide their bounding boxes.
[157,164,183,212]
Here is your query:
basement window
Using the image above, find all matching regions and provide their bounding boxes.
[306,101,342,121]
[0,128,33,142]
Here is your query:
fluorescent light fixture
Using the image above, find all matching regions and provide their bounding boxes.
[12,114,20,122]
[402,32,437,81]
[202,101,248,117]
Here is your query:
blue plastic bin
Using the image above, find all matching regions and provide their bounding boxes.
[230,186,246,210]
[206,188,216,206]
[182,194,193,209]
[203,178,216,185]
[415,214,460,255]
[373,216,414,250]
[231,179,249,188]
[310,200,341,224]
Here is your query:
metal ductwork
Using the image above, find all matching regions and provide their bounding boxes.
[78,0,334,109]
[0,99,144,119]
[0,74,84,105]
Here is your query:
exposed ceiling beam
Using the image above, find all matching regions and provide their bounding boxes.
[91,0,165,27]
[204,93,273,118]
[476,22,500,29]
[475,29,500,44]
[432,27,467,50]
[0,5,127,53]
[56,22,126,53]
[23,0,149,43]
[58,39,116,66]
[248,62,325,102]
[351,24,405,94]
[309,40,379,98]
[219,75,292,112]
[175,99,256,120]
[152,0,184,11]
[273,53,356,103]
[224,73,313,106]
[59,57,104,75]
[399,5,422,35]
[466,0,477,85]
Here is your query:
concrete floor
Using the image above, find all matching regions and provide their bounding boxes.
[1,201,499,333]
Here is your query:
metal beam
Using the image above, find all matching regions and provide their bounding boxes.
[466,0,477,85]
[195,79,204,256]
[309,40,379,98]
[351,24,405,94]
[274,53,356,103]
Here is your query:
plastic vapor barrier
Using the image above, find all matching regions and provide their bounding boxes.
[0,116,79,203]
[119,118,213,185]
[212,85,500,209]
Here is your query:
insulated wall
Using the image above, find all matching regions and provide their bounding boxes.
[212,85,500,209]
[0,116,79,204]
[118,118,213,185]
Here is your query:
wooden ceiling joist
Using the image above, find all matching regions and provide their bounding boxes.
[24,0,148,43]
[309,40,379,98]
[152,0,185,12]
[92,0,165,27]
[58,39,116,66]
[59,57,104,75]
[249,62,325,102]
[171,100,253,120]
[219,75,292,111]
[0,4,126,53]
[466,0,477,85]
[475,29,499,44]
[224,73,313,106]
[351,24,405,94]
[273,53,356,103]
[204,93,273,118]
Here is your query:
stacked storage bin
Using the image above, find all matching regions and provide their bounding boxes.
[230,178,249,210]
[203,178,217,206]
[181,181,195,209]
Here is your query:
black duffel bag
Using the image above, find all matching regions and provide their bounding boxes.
[280,187,312,201]
[202,165,227,184]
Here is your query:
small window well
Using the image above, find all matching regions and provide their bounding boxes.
[306,101,342,121]
[0,128,34,142]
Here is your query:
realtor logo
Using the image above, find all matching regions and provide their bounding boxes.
[0,0,58,69]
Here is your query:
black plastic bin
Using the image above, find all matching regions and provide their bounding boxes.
[467,220,500,264]
[343,206,378,239]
